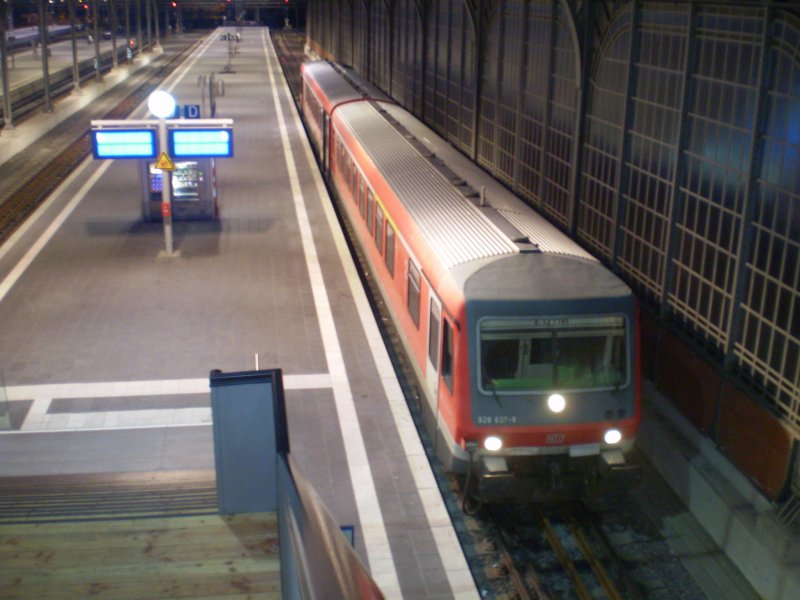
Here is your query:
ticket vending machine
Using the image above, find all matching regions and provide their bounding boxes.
[140,158,219,221]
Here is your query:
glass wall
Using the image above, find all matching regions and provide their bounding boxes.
[423,0,475,155]
[478,0,579,226]
[305,0,800,435]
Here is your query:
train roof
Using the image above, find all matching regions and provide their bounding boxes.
[462,253,632,304]
[380,104,596,262]
[334,101,520,269]
[334,99,598,272]
[302,61,391,110]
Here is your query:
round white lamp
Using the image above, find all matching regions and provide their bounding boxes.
[148,90,176,119]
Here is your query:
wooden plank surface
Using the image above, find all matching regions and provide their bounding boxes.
[0,512,281,599]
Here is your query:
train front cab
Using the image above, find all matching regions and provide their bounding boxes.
[455,283,642,503]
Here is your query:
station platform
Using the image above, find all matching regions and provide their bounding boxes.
[0,31,176,167]
[2,25,121,90]
[0,27,477,599]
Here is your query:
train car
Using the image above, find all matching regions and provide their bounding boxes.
[301,61,390,176]
[301,61,641,502]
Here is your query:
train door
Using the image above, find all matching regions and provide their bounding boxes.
[426,293,442,409]
[322,112,329,176]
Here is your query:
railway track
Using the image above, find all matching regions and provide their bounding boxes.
[0,36,205,246]
[481,501,643,600]
[271,30,306,101]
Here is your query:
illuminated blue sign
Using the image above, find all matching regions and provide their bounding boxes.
[91,129,158,159]
[169,128,234,158]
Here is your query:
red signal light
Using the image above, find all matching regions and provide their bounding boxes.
[171,1,177,6]
[83,3,88,9]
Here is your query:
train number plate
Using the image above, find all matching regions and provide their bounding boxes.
[545,433,566,444]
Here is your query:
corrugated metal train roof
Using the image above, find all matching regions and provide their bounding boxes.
[303,62,364,107]
[335,102,519,270]
[379,104,596,262]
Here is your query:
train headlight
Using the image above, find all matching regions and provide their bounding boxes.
[547,394,566,413]
[604,429,622,445]
[484,436,503,452]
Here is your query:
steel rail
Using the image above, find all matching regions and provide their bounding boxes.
[539,512,594,600]
[563,509,623,600]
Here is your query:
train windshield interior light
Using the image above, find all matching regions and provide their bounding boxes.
[479,316,627,393]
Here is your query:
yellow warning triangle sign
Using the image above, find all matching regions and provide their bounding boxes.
[155,152,176,171]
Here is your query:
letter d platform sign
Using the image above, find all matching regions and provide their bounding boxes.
[183,104,201,119]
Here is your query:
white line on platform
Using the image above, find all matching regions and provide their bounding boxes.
[262,30,403,598]
[5,372,331,402]
[1,373,332,434]
[0,161,112,304]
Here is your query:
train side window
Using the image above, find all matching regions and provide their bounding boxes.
[351,162,358,196]
[375,206,384,254]
[347,157,353,190]
[366,190,375,234]
[428,300,441,371]
[442,319,454,392]
[385,222,395,277]
[407,261,421,328]
[359,179,367,216]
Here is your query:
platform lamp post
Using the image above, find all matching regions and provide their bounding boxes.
[148,89,177,256]
[6,0,15,69]
[135,0,142,56]
[68,0,80,93]
[0,0,13,133]
[151,0,159,48]
[38,0,53,112]
[92,0,101,81]
[110,0,118,69]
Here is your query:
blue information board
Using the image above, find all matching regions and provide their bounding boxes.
[169,128,234,158]
[91,129,158,159]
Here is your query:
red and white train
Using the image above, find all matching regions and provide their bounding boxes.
[301,61,641,501]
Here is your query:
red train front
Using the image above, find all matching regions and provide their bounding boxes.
[302,61,641,502]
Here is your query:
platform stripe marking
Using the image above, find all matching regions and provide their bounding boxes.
[6,373,331,401]
[0,161,112,304]
[262,30,402,597]
[2,373,332,433]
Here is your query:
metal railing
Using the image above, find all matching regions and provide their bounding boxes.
[277,453,384,599]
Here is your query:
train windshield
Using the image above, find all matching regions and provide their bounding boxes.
[479,315,627,393]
